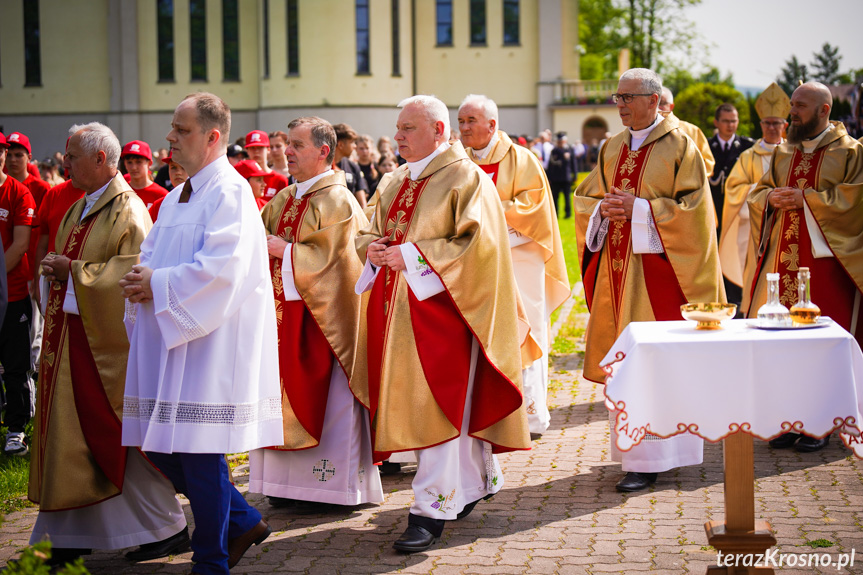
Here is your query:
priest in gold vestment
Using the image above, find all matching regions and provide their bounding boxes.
[722,83,789,313]
[354,96,530,552]
[575,69,724,493]
[659,87,716,178]
[747,82,863,452]
[457,94,570,436]
[248,117,383,509]
[27,123,187,567]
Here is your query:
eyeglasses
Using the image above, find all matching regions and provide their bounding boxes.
[760,120,786,128]
[611,93,654,104]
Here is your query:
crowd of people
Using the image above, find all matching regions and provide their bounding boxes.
[0,65,860,575]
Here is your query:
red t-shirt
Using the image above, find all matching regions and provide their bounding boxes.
[149,196,165,222]
[255,196,269,210]
[39,180,85,252]
[22,174,51,209]
[132,182,169,210]
[263,172,289,200]
[0,176,37,301]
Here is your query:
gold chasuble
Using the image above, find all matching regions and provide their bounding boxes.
[29,174,151,511]
[747,122,863,343]
[665,113,716,178]
[354,142,530,458]
[722,140,776,310]
[261,172,369,450]
[468,131,570,366]
[574,114,724,383]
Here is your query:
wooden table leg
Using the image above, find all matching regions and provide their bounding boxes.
[704,431,777,574]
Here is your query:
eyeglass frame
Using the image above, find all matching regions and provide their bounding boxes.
[611,93,655,104]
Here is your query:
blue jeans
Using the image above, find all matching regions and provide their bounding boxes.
[145,452,261,575]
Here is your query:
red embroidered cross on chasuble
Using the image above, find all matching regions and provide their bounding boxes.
[582,142,687,327]
[268,191,334,450]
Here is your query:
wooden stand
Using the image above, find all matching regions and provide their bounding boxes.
[704,431,777,574]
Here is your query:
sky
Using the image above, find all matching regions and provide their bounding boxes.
[671,0,863,89]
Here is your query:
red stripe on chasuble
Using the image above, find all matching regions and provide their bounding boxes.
[478,163,500,185]
[37,215,129,492]
[606,142,686,322]
[367,177,431,461]
[770,147,860,339]
[268,191,334,449]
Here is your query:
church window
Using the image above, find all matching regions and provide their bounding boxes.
[23,0,42,86]
[503,0,520,46]
[190,0,207,81]
[223,0,240,81]
[436,0,453,46]
[157,0,175,82]
[470,0,486,46]
[356,0,371,74]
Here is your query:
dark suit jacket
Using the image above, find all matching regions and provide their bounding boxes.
[546,144,579,183]
[709,134,754,226]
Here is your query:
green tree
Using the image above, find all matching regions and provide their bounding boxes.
[578,0,627,81]
[624,0,703,70]
[810,43,841,84]
[663,66,734,97]
[777,55,808,95]
[674,83,752,137]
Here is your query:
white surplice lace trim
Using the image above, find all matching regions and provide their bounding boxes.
[586,209,610,252]
[124,298,137,326]
[645,209,663,253]
[166,277,207,341]
[123,396,282,426]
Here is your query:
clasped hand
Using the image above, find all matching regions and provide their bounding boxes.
[767,187,804,211]
[367,237,406,271]
[41,253,71,282]
[119,264,154,304]
[600,187,635,222]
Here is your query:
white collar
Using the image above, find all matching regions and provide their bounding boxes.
[717,134,734,147]
[81,177,113,220]
[187,155,230,198]
[760,139,782,152]
[406,141,450,180]
[295,169,334,199]
[628,115,662,150]
[802,124,833,153]
[472,132,499,160]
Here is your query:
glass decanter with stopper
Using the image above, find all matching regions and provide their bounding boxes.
[789,267,821,325]
[757,272,790,327]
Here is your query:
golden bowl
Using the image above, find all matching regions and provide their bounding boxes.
[680,302,737,330]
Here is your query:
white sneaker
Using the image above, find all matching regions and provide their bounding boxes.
[4,433,28,456]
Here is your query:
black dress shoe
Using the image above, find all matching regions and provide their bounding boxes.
[46,547,91,567]
[126,527,191,561]
[769,432,801,449]
[268,496,297,508]
[795,434,830,453]
[530,432,543,441]
[379,461,402,475]
[615,472,657,492]
[393,514,444,553]
[456,493,494,520]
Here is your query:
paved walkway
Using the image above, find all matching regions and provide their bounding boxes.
[2,302,862,574]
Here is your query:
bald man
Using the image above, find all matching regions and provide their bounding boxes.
[746,82,863,453]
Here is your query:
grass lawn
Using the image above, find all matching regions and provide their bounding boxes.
[0,423,35,520]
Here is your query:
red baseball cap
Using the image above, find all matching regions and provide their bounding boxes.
[0,133,7,148]
[122,140,153,161]
[7,132,31,154]
[163,151,175,164]
[235,160,268,179]
[244,130,270,148]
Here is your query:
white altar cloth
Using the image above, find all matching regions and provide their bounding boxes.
[601,319,863,457]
